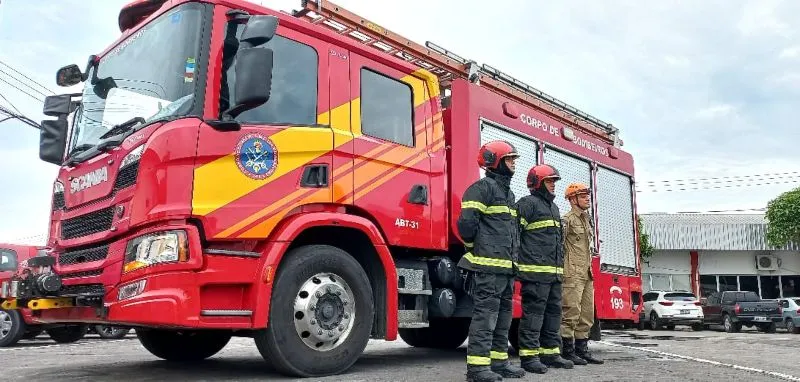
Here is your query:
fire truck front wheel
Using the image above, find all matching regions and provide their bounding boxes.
[136,329,232,361]
[255,244,374,378]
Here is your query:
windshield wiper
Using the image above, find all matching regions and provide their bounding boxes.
[98,117,145,140]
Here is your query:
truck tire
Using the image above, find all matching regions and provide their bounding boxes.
[399,317,470,349]
[95,325,131,339]
[47,324,88,343]
[722,314,740,333]
[136,329,232,361]
[0,309,27,347]
[255,244,374,378]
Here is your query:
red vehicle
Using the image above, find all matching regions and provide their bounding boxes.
[0,244,88,346]
[1,0,641,376]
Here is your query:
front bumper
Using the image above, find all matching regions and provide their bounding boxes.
[1,223,263,329]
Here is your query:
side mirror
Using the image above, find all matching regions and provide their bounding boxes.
[240,15,279,46]
[56,64,84,87]
[226,48,274,119]
[39,117,69,165]
[43,94,75,117]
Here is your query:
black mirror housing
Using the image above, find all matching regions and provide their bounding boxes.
[39,117,69,165]
[226,48,274,119]
[56,64,84,87]
[42,94,75,117]
[240,15,279,46]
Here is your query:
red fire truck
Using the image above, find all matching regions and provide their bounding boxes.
[2,0,641,377]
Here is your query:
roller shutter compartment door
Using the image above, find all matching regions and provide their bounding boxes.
[479,120,538,202]
[595,166,637,271]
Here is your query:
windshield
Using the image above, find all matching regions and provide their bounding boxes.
[664,292,696,301]
[69,2,208,154]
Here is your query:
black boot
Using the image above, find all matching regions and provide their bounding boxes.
[541,353,575,369]
[560,337,587,366]
[491,360,526,378]
[466,366,503,382]
[520,356,548,374]
[575,338,604,364]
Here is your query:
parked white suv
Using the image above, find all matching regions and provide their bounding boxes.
[642,290,704,331]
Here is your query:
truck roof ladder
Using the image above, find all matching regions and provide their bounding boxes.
[292,0,621,146]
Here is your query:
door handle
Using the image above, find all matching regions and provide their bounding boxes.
[408,184,428,205]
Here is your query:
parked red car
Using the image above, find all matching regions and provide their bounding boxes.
[0,243,88,347]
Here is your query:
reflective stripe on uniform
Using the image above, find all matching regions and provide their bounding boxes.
[490,351,508,360]
[461,201,516,216]
[520,219,560,230]
[467,355,491,365]
[517,264,564,274]
[519,348,540,356]
[539,347,561,355]
[462,253,513,268]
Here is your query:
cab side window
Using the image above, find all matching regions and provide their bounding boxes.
[223,34,319,125]
[0,249,17,272]
[360,68,414,147]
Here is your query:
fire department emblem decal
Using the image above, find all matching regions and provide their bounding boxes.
[235,133,278,180]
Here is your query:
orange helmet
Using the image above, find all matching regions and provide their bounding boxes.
[565,182,591,199]
[477,140,519,171]
[527,164,560,190]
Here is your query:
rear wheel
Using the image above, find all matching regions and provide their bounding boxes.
[47,324,88,343]
[255,244,374,378]
[399,317,470,349]
[722,314,740,333]
[0,309,27,347]
[136,329,232,361]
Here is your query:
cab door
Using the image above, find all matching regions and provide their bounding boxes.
[193,20,333,240]
[348,53,434,248]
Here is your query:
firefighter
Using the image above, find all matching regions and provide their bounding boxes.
[514,164,574,373]
[457,140,526,382]
[560,182,604,365]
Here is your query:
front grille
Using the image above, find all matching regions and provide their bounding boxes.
[113,162,139,191]
[61,206,115,240]
[61,269,103,279]
[52,191,65,210]
[60,283,105,297]
[59,245,109,266]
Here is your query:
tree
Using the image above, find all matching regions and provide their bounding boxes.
[637,215,656,262]
[765,186,800,248]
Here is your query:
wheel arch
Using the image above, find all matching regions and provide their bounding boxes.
[252,211,398,341]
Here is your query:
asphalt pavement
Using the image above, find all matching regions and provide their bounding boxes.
[3,327,800,381]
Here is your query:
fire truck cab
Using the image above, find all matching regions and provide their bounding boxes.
[2,0,641,377]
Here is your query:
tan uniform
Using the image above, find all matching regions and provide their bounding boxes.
[560,207,595,340]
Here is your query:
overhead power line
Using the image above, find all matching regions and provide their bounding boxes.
[0,59,55,96]
[638,171,800,186]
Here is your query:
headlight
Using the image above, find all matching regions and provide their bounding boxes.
[53,181,64,194]
[120,144,145,168]
[123,230,188,273]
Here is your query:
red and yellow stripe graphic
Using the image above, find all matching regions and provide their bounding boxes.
[191,68,442,239]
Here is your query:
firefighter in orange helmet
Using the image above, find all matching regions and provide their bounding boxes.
[513,164,574,373]
[559,182,604,365]
[457,140,526,381]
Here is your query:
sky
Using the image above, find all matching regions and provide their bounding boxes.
[0,0,799,244]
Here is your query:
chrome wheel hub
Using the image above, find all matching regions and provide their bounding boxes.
[293,272,355,351]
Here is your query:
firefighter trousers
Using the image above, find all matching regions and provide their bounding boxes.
[561,277,594,339]
[518,280,562,357]
[465,271,515,367]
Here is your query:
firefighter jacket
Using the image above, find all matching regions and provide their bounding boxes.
[515,189,564,283]
[456,172,518,275]
[562,207,594,281]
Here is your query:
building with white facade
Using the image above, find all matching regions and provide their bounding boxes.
[639,213,800,300]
